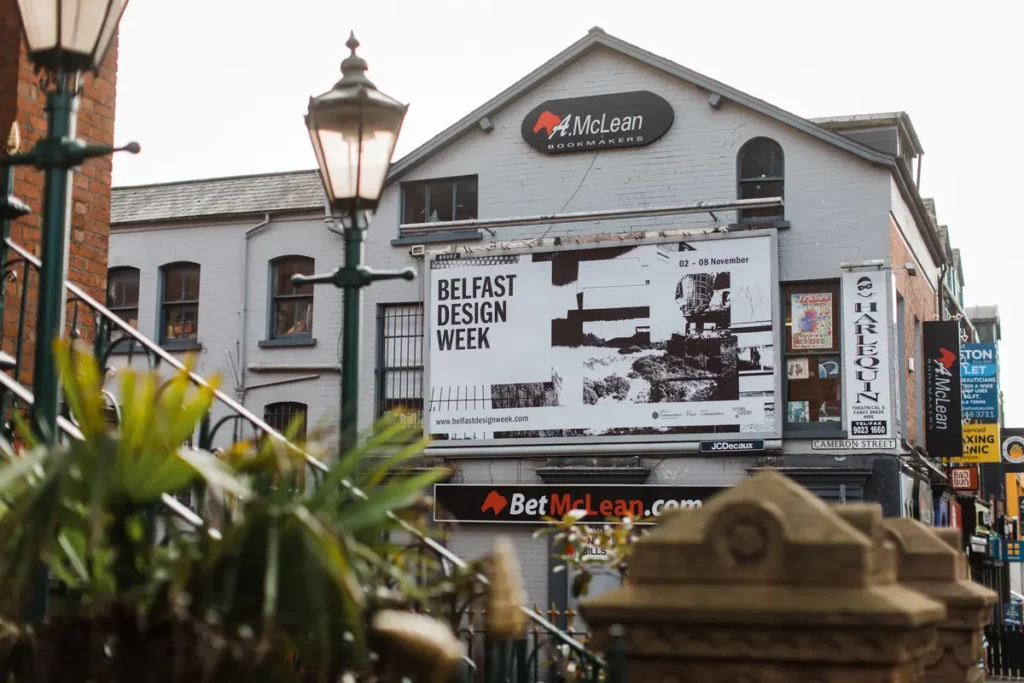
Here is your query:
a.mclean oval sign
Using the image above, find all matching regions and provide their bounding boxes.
[520,90,674,154]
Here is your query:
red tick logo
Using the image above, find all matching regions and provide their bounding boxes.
[532,110,562,137]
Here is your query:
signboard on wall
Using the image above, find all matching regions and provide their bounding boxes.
[433,484,725,524]
[949,466,980,491]
[1004,429,1024,470]
[961,344,999,421]
[425,233,778,445]
[841,270,893,440]
[923,320,963,458]
[521,91,675,155]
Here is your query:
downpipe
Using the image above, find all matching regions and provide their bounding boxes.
[237,213,271,400]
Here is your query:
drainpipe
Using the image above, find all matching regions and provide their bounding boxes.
[238,213,272,400]
[324,195,343,236]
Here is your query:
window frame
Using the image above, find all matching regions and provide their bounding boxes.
[781,279,845,435]
[158,261,202,349]
[399,175,479,226]
[262,255,317,348]
[737,137,785,225]
[374,302,425,430]
[263,401,308,491]
[106,266,140,350]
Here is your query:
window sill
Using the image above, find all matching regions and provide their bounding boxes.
[160,340,203,352]
[391,229,485,246]
[259,337,318,349]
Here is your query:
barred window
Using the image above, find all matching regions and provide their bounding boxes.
[264,401,308,490]
[106,266,139,344]
[375,303,424,425]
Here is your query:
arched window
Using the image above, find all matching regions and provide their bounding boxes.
[269,256,314,339]
[106,266,140,341]
[159,262,200,344]
[264,401,308,440]
[737,137,784,223]
[264,401,308,490]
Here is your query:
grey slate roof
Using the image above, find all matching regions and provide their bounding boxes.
[112,170,324,225]
[967,305,999,322]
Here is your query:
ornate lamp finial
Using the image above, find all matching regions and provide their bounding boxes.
[339,31,372,88]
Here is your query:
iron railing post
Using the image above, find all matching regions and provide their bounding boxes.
[30,70,77,446]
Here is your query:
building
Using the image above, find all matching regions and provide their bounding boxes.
[110,28,973,614]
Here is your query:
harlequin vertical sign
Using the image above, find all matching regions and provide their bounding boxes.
[841,271,893,439]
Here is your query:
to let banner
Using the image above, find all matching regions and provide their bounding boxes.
[923,320,963,459]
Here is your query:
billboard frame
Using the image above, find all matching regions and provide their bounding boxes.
[421,228,782,452]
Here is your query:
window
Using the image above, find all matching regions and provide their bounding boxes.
[160,262,200,344]
[270,256,314,339]
[264,402,308,490]
[375,304,424,425]
[784,281,842,430]
[401,176,478,225]
[106,267,139,343]
[737,137,784,223]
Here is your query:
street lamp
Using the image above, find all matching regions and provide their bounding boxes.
[293,33,415,453]
[5,0,138,446]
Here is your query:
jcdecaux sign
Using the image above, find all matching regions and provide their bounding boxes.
[433,484,724,525]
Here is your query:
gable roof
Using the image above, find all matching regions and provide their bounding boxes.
[385,27,945,265]
[388,27,895,181]
[112,170,323,225]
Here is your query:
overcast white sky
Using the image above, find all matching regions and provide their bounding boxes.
[111,0,1024,422]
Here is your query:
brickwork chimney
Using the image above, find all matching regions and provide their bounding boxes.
[0,0,118,382]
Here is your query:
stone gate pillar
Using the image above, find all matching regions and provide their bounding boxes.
[882,519,995,682]
[581,470,946,682]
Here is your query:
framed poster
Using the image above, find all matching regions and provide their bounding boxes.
[790,292,833,350]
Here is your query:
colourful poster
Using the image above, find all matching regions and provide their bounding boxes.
[791,293,833,350]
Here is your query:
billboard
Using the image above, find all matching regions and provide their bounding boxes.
[923,320,963,459]
[425,233,778,445]
[841,270,894,439]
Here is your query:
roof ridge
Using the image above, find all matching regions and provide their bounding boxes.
[113,168,318,192]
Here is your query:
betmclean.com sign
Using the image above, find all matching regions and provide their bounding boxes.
[426,234,778,444]
[521,90,674,154]
[432,484,724,524]
[841,270,893,439]
[923,320,963,459]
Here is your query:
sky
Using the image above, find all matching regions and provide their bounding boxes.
[111,0,1024,421]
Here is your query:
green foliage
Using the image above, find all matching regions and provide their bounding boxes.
[0,341,453,683]
[533,509,647,599]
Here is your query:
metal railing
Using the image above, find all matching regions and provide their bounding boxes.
[0,235,608,682]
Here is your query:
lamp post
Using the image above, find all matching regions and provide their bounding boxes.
[292,33,415,453]
[6,0,136,623]
[5,0,138,445]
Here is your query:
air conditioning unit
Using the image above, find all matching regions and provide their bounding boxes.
[409,245,426,257]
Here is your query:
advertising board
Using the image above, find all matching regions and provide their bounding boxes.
[425,233,779,446]
[841,270,894,440]
[433,484,724,524]
[923,320,963,458]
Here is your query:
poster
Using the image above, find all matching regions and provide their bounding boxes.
[787,358,809,379]
[960,343,999,422]
[426,234,777,442]
[841,270,893,439]
[791,292,833,350]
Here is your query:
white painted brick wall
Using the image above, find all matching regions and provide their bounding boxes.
[108,214,345,449]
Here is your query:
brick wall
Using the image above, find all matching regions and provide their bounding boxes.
[891,217,936,448]
[0,0,118,383]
